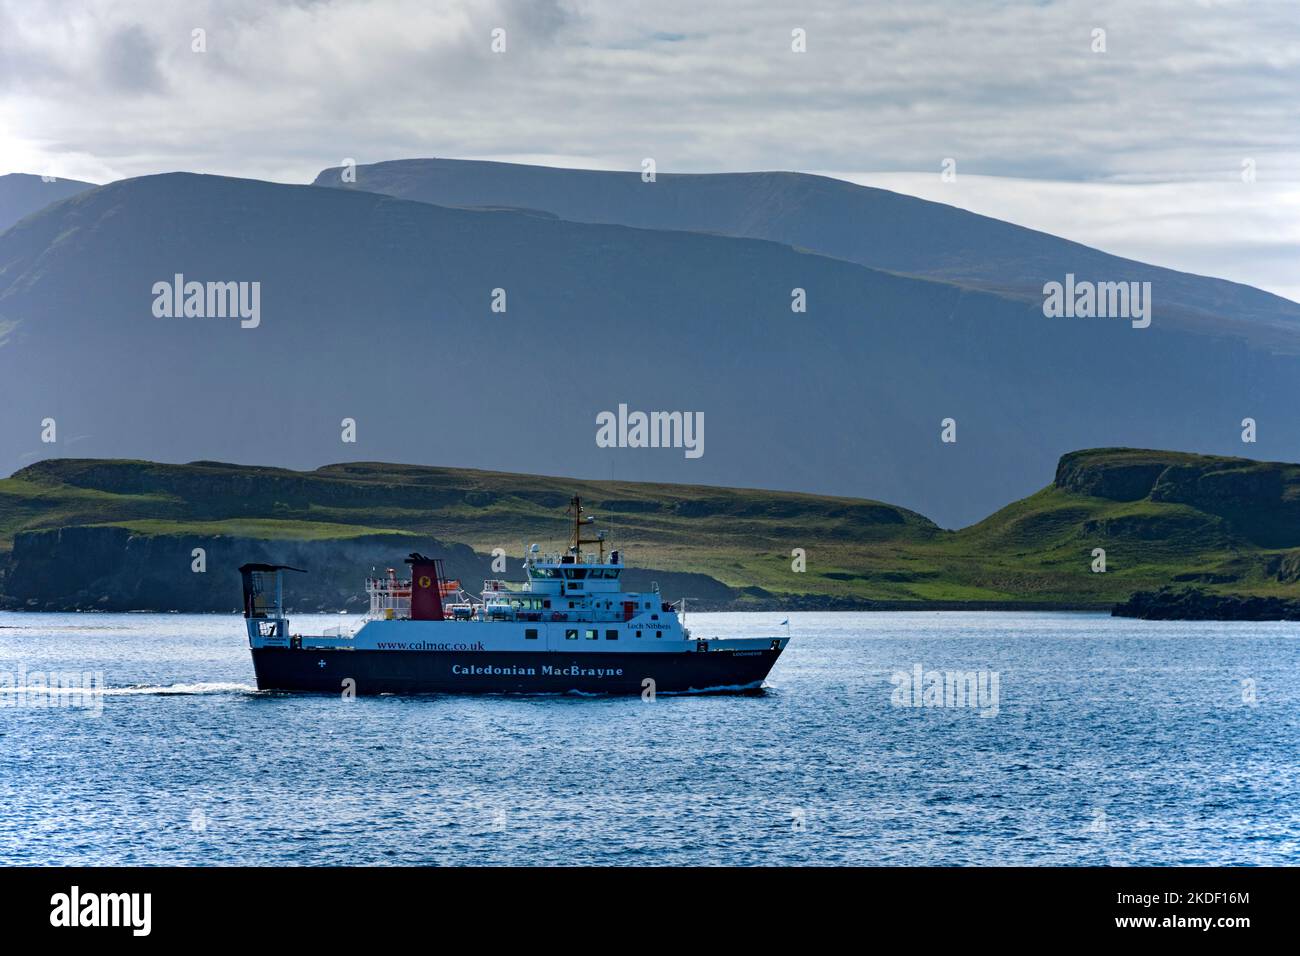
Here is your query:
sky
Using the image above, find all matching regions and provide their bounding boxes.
[2,0,1297,300]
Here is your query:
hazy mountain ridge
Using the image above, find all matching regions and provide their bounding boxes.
[0,173,96,235]
[313,158,1300,341]
[2,168,1299,526]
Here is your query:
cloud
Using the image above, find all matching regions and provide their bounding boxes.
[100,24,166,92]
[0,0,1295,295]
[1,0,1295,181]
[822,172,1300,303]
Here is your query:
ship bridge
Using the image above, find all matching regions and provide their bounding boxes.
[524,556,623,594]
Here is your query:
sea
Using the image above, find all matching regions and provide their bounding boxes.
[1,611,1296,866]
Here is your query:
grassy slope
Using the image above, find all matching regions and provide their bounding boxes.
[0,458,940,602]
[936,448,1300,603]
[2,449,1298,607]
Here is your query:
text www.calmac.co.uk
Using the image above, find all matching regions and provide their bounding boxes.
[375,641,486,651]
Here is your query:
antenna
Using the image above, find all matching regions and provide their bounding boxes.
[567,495,606,562]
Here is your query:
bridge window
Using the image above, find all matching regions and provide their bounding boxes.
[525,628,538,640]
[563,568,588,580]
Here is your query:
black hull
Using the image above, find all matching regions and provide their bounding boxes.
[251,647,783,696]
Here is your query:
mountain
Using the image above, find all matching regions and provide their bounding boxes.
[312,158,1300,344]
[2,171,1300,527]
[0,173,96,233]
[3,449,1299,613]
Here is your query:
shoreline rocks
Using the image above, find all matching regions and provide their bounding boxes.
[1113,586,1300,621]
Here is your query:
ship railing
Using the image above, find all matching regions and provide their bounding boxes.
[367,589,412,619]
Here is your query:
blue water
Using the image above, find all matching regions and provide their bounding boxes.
[0,611,1296,866]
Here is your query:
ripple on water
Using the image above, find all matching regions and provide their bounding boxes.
[0,610,1297,865]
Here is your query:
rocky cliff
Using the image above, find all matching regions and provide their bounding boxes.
[2,526,484,612]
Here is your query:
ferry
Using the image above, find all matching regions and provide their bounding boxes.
[240,496,789,695]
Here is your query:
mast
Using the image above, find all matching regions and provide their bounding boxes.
[567,495,606,562]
